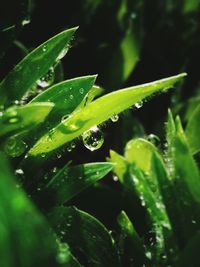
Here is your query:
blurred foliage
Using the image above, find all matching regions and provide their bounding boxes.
[0,0,200,266]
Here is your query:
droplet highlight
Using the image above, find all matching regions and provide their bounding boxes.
[82,126,104,151]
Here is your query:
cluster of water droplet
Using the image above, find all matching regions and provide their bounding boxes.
[37,66,55,88]
[82,126,104,151]
[4,136,27,157]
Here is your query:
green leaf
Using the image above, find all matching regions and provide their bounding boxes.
[42,162,113,205]
[125,138,158,175]
[30,75,96,128]
[186,103,200,155]
[48,206,120,267]
[164,113,200,247]
[0,152,80,267]
[0,27,78,105]
[0,102,54,137]
[29,73,186,156]
[109,150,127,182]
[117,211,147,266]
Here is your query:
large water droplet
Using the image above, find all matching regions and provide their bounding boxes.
[37,67,55,88]
[82,126,104,151]
[56,46,69,61]
[111,114,119,122]
[4,137,27,157]
[147,134,160,146]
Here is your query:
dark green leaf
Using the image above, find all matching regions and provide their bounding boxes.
[48,206,120,267]
[43,162,113,205]
[0,27,78,105]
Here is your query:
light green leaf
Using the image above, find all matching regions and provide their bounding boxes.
[0,27,78,105]
[125,138,158,174]
[48,206,120,267]
[0,102,54,137]
[29,73,186,156]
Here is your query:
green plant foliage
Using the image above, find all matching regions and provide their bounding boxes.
[0,27,77,105]
[0,102,54,137]
[42,162,113,205]
[48,206,120,266]
[1,2,200,265]
[29,73,186,157]
[0,152,80,267]
[186,103,200,154]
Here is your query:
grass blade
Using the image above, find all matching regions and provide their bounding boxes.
[29,73,186,156]
[41,162,113,205]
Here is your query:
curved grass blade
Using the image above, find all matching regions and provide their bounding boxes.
[0,27,78,105]
[0,102,54,137]
[29,73,186,156]
[0,152,80,267]
[41,162,113,205]
[48,206,120,267]
[186,103,200,155]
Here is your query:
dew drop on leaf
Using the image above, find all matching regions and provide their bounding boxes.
[147,134,160,146]
[42,45,47,52]
[79,88,84,94]
[82,126,104,151]
[135,101,143,109]
[111,114,119,122]
[56,46,69,61]
[61,114,70,122]
[37,66,55,88]
[4,137,27,157]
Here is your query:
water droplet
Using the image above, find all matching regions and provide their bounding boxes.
[111,114,119,122]
[66,141,76,152]
[21,17,30,26]
[130,12,137,19]
[145,251,152,260]
[69,94,74,100]
[42,45,47,52]
[135,101,143,109]
[147,134,160,146]
[41,153,46,158]
[56,46,69,61]
[4,137,27,157]
[82,126,104,151]
[61,114,70,122]
[37,67,55,88]
[79,88,84,94]
[113,175,118,182]
[15,169,24,175]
